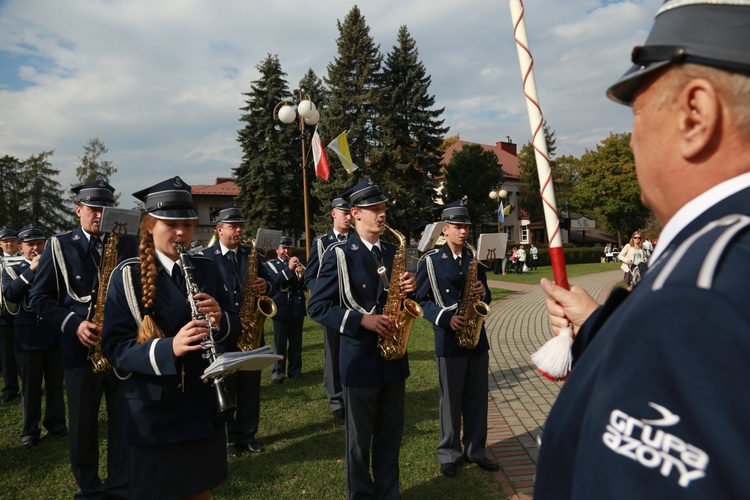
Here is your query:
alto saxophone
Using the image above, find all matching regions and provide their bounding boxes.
[89,223,126,373]
[378,222,424,360]
[455,242,491,349]
[237,239,277,352]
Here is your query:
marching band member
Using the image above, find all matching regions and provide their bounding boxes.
[0,225,21,403]
[201,201,273,457]
[264,235,306,384]
[2,225,67,449]
[29,180,136,499]
[415,201,497,478]
[304,196,351,421]
[308,178,416,499]
[101,177,240,499]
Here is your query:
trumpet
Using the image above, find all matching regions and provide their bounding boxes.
[294,262,306,279]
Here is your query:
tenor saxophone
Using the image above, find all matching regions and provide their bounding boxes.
[236,239,277,352]
[455,242,490,349]
[378,222,424,360]
[88,223,126,373]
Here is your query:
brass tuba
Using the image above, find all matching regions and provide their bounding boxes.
[377,222,424,360]
[236,238,277,351]
[88,223,127,373]
[455,242,490,349]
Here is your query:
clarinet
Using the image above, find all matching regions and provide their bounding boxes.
[177,243,236,415]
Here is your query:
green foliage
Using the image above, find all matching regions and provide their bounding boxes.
[370,25,448,243]
[571,132,651,238]
[73,138,119,206]
[235,54,301,238]
[441,144,504,241]
[310,6,383,240]
[0,155,26,228]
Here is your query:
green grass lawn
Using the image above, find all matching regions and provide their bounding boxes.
[488,261,623,285]
[0,311,512,499]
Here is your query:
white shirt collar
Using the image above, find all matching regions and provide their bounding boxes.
[155,249,179,276]
[219,242,237,257]
[361,239,381,253]
[649,172,750,265]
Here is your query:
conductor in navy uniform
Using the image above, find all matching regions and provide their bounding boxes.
[202,201,274,456]
[2,225,67,449]
[304,195,351,421]
[0,225,21,403]
[538,1,750,498]
[416,201,497,478]
[29,180,136,500]
[308,178,417,500]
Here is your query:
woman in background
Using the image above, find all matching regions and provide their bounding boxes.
[618,231,647,291]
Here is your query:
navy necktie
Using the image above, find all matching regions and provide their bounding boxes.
[371,245,381,262]
[90,235,103,262]
[172,263,185,292]
[227,250,238,271]
[338,233,346,242]
[456,256,462,268]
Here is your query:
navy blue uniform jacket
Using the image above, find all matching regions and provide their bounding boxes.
[3,260,59,351]
[416,244,491,357]
[304,231,340,292]
[101,254,240,446]
[264,257,306,321]
[29,227,137,368]
[536,185,750,499]
[307,234,409,387]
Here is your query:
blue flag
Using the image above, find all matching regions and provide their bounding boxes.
[497,201,505,223]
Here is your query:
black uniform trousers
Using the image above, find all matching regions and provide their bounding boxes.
[224,369,261,446]
[15,347,66,442]
[344,381,405,500]
[271,317,303,381]
[323,325,344,412]
[65,367,127,500]
[0,323,19,397]
[436,352,490,464]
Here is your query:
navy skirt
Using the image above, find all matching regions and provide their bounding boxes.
[127,426,227,500]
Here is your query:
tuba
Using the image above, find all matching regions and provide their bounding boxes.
[88,223,127,373]
[236,239,277,352]
[377,222,424,360]
[455,242,491,349]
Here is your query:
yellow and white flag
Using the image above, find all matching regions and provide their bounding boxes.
[326,131,359,174]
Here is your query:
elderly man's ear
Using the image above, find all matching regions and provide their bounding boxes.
[678,79,720,159]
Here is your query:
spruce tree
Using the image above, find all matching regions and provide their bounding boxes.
[372,25,448,242]
[0,155,26,228]
[22,150,71,232]
[316,6,382,223]
[235,54,301,240]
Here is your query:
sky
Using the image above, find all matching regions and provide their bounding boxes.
[0,0,663,205]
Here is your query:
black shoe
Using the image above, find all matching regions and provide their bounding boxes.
[48,428,69,438]
[272,378,284,384]
[22,438,39,450]
[332,408,345,421]
[1,393,18,403]
[242,441,265,453]
[464,455,499,472]
[227,443,242,458]
[440,462,457,478]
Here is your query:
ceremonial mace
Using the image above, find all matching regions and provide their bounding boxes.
[509,0,573,381]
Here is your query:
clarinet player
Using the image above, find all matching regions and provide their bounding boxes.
[101,177,240,500]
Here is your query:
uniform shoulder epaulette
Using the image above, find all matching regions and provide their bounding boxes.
[326,240,347,251]
[116,257,140,270]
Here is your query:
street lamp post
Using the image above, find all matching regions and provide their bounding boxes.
[488,187,508,233]
[273,86,320,259]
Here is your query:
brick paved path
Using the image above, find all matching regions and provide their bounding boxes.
[483,270,623,499]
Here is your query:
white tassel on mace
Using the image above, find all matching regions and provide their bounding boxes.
[508,0,573,381]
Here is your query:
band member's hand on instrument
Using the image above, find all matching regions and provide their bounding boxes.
[29,252,42,271]
[449,314,467,332]
[361,314,391,337]
[77,320,101,347]
[172,319,209,357]
[252,277,267,295]
[540,278,599,336]
[472,280,486,300]
[288,256,301,270]
[193,292,221,326]
[399,272,416,294]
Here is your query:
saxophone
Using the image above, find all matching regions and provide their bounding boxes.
[377,222,424,360]
[455,242,491,349]
[236,239,277,352]
[88,223,126,373]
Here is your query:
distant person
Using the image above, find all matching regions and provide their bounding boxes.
[0,226,21,403]
[604,243,613,263]
[515,245,526,274]
[618,231,647,291]
[537,1,750,497]
[529,243,539,270]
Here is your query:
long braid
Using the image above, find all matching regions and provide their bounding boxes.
[136,216,165,344]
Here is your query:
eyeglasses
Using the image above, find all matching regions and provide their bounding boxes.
[634,237,642,240]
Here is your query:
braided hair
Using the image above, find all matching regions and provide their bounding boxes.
[136,214,165,344]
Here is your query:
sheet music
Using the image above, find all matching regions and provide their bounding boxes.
[100,207,142,236]
[417,222,446,252]
[477,233,508,262]
[202,345,283,379]
[255,228,283,251]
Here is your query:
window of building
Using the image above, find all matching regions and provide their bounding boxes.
[521,225,528,243]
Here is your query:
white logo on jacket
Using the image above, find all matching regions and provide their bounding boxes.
[602,402,708,488]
